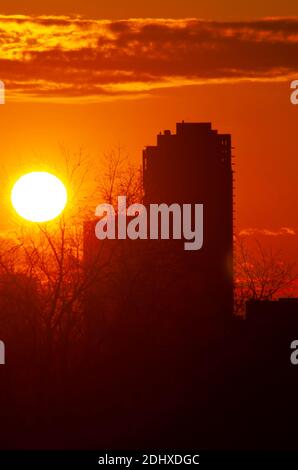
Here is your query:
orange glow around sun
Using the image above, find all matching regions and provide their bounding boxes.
[11,171,68,223]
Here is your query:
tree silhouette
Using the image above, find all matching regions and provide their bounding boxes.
[234,236,298,315]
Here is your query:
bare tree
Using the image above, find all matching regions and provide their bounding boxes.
[0,148,143,368]
[0,147,147,429]
[234,236,298,315]
[99,146,143,207]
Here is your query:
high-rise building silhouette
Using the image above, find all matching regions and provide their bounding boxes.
[84,121,234,349]
[143,122,234,329]
[82,122,235,447]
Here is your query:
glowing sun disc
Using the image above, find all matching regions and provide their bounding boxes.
[11,172,67,222]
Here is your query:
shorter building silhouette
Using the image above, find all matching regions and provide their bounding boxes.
[222,297,298,450]
[246,298,298,336]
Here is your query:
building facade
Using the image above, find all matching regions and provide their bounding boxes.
[143,122,234,330]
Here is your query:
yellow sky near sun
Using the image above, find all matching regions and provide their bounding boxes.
[0,80,296,231]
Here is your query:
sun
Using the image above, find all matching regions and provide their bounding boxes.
[11,171,68,223]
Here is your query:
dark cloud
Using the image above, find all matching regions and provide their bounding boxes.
[0,16,297,101]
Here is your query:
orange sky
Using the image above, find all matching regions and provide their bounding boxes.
[0,1,297,259]
[0,1,297,19]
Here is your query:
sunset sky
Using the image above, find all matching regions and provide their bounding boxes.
[0,1,297,259]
